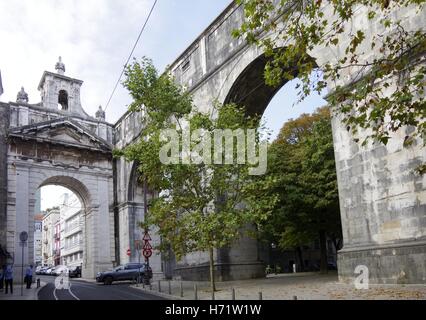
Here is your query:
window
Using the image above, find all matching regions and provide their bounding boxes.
[58,90,68,110]
[181,57,190,72]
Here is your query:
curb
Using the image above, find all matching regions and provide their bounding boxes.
[34,281,48,300]
[131,285,188,300]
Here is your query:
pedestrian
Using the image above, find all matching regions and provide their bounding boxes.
[0,265,5,292]
[4,265,13,295]
[25,265,33,289]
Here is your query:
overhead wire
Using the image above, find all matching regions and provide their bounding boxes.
[104,0,158,112]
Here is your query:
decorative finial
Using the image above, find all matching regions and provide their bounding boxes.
[95,105,106,121]
[55,56,65,75]
[16,87,29,103]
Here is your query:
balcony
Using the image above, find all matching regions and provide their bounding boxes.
[62,241,83,256]
[64,225,82,237]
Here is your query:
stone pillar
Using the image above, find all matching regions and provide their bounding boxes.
[82,178,114,278]
[332,113,426,284]
[95,178,115,274]
[12,166,33,282]
[0,103,9,266]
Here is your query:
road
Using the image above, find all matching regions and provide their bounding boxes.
[37,276,166,300]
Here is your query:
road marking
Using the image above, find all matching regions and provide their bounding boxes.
[68,283,80,301]
[53,288,58,301]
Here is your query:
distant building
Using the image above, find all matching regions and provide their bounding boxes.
[60,193,83,267]
[34,214,43,266]
[41,208,60,267]
[54,220,61,266]
[33,189,44,266]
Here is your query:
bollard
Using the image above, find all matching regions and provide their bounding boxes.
[212,290,215,300]
[37,278,41,289]
[194,284,198,300]
[293,295,298,300]
[231,288,235,300]
[180,282,184,298]
[158,280,161,293]
[168,281,172,295]
[258,292,263,301]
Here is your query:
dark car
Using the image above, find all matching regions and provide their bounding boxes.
[96,263,152,285]
[69,266,82,278]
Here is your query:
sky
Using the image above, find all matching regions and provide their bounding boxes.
[0,0,325,209]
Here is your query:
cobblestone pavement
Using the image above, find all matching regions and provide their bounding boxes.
[133,272,426,300]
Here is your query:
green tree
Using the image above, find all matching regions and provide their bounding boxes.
[116,58,277,292]
[233,0,426,149]
[258,107,341,273]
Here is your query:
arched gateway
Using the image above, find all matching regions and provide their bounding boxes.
[0,2,425,284]
[0,59,116,278]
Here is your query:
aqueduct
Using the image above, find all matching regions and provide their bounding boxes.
[1,1,425,283]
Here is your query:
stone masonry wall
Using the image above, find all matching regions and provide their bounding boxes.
[0,102,10,265]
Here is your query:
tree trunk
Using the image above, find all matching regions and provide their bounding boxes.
[296,247,305,272]
[209,247,216,292]
[319,230,328,274]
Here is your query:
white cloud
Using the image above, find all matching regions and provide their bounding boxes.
[0,0,322,135]
[0,0,152,122]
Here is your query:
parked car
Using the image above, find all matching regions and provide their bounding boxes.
[45,267,55,275]
[96,263,152,285]
[37,267,49,275]
[52,265,68,276]
[35,266,44,275]
[68,266,82,278]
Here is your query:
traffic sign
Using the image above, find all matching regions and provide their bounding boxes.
[143,242,153,250]
[20,231,28,242]
[143,233,151,241]
[143,249,152,259]
[127,248,131,256]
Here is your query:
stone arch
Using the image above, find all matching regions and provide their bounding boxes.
[222,48,318,117]
[33,173,103,278]
[127,161,141,203]
[127,162,156,204]
[7,165,115,278]
[39,175,91,211]
[125,162,165,278]
[193,47,324,281]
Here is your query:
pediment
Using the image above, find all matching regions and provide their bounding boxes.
[9,118,112,152]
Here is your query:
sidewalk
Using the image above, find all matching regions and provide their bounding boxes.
[131,272,426,300]
[0,280,47,301]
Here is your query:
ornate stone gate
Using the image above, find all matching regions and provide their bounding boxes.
[0,60,116,278]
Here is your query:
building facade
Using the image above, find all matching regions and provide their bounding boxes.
[33,189,43,266]
[60,193,83,268]
[34,214,43,266]
[41,208,60,267]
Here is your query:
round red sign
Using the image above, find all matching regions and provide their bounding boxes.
[127,249,131,256]
[143,249,152,259]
